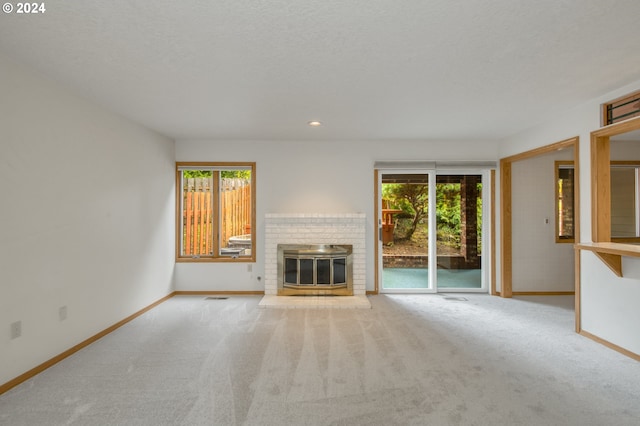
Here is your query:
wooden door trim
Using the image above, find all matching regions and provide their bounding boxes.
[500,137,580,300]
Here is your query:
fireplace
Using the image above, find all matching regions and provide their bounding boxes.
[278,244,353,296]
[264,213,366,296]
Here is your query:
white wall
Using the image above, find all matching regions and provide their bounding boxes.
[511,150,574,291]
[610,139,640,159]
[500,78,640,355]
[175,140,499,292]
[0,54,176,385]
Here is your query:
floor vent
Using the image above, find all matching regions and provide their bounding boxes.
[443,296,468,301]
[205,296,229,300]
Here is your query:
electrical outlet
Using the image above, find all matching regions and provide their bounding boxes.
[59,306,68,321]
[247,264,252,272]
[10,321,21,339]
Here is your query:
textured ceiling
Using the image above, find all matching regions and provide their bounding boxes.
[2,0,640,141]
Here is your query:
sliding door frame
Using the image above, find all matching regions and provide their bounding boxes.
[377,168,435,294]
[374,165,494,294]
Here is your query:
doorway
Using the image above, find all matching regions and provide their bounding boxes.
[499,137,579,298]
[377,169,489,293]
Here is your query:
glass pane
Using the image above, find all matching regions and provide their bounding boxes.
[611,167,637,237]
[436,175,482,289]
[605,90,640,125]
[219,170,252,256]
[181,172,214,256]
[333,258,346,284]
[317,259,331,284]
[381,173,429,290]
[284,258,298,284]
[557,166,575,240]
[299,259,314,285]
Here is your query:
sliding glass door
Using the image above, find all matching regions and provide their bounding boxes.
[380,171,431,292]
[378,168,488,293]
[435,174,483,290]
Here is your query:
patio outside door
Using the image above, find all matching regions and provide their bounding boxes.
[380,171,431,292]
[434,174,483,291]
[379,169,487,293]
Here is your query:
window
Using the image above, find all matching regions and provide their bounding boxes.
[590,117,640,245]
[176,162,255,261]
[602,89,640,126]
[610,162,640,240]
[555,161,575,242]
[555,160,640,242]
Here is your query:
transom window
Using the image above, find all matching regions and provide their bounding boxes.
[602,89,640,126]
[176,162,255,261]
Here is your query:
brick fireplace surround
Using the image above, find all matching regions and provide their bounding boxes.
[264,213,367,296]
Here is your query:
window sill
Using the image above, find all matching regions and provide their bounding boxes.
[612,237,640,243]
[575,242,640,277]
[556,238,575,244]
[176,256,255,263]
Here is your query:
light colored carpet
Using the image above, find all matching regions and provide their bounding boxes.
[258,295,371,309]
[1,294,639,425]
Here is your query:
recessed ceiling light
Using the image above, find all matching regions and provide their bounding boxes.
[308,121,323,127]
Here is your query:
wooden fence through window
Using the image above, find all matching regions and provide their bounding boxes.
[183,177,251,255]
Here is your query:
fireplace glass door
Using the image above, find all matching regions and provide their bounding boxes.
[283,254,348,288]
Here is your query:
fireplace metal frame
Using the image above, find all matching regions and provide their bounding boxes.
[277,244,353,296]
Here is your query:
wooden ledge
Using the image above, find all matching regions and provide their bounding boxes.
[575,242,640,277]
